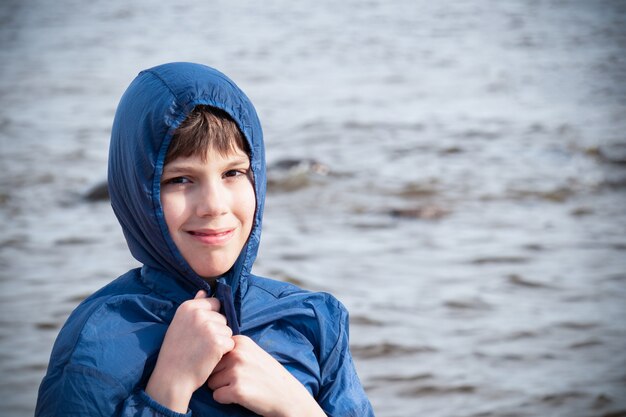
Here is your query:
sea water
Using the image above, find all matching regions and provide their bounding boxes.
[1,1,625,416]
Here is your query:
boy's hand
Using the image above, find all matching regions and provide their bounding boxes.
[146,290,235,413]
[207,335,326,417]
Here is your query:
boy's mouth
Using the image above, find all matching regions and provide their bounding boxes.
[189,229,231,236]
[187,228,235,245]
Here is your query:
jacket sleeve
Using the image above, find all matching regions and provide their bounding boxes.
[35,363,191,417]
[317,300,375,417]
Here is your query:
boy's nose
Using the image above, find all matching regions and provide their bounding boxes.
[195,182,229,217]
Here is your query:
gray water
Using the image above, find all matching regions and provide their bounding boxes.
[1,1,626,416]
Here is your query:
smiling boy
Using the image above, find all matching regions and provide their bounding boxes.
[36,63,374,416]
[159,107,256,280]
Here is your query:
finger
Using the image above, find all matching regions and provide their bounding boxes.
[229,335,257,354]
[212,385,238,405]
[232,335,251,347]
[203,315,233,333]
[194,289,207,299]
[206,366,229,391]
[190,297,221,312]
[210,353,232,375]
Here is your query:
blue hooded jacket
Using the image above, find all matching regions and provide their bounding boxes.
[35,63,374,416]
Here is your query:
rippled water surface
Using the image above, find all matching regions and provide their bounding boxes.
[1,1,626,416]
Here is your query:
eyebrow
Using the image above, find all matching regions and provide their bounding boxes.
[227,156,251,166]
[162,165,196,175]
[163,157,250,174]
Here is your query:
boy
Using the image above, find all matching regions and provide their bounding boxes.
[35,62,374,416]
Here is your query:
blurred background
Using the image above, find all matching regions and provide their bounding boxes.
[1,0,625,416]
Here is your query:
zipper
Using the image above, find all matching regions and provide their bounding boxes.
[215,278,240,335]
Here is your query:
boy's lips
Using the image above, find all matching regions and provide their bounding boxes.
[186,228,236,245]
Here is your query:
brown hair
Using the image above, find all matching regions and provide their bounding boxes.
[164,105,250,165]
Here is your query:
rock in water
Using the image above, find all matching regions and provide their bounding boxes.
[267,158,330,192]
[84,181,109,201]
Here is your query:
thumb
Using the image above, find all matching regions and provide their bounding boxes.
[194,289,207,299]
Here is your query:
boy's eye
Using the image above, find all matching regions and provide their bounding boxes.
[163,176,190,185]
[224,169,248,178]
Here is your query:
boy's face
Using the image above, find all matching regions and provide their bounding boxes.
[160,146,255,280]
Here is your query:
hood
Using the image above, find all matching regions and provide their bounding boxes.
[107,62,266,304]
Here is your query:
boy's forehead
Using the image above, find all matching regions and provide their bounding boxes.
[164,145,250,166]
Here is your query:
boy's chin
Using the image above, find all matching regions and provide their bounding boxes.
[196,272,224,281]
[193,265,233,281]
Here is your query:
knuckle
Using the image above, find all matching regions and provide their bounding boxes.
[207,311,227,325]
[190,307,205,321]
[206,317,224,330]
[217,336,235,352]
[178,301,193,313]
[230,383,246,401]
[229,348,245,363]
